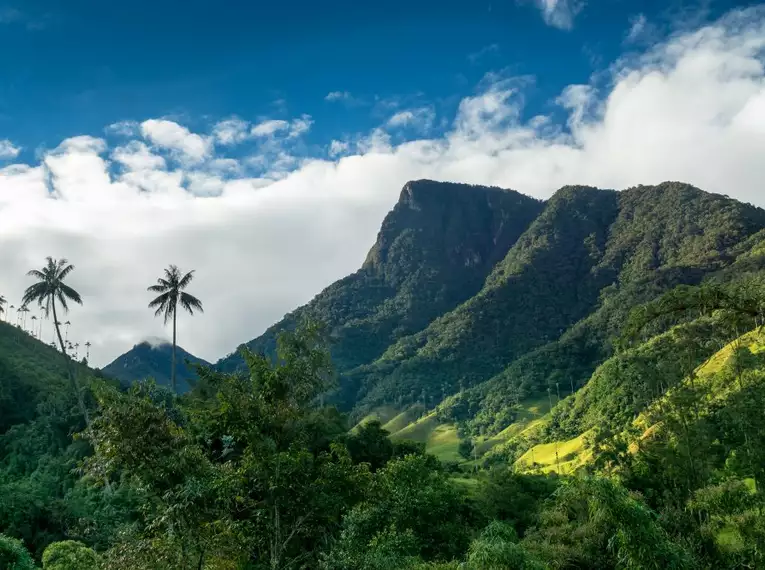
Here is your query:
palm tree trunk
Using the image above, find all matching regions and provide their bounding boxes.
[52,300,90,427]
[172,307,177,393]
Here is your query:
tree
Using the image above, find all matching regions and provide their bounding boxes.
[22,256,89,425]
[30,315,38,338]
[0,295,6,321]
[0,533,36,570]
[42,541,98,570]
[147,265,203,393]
[19,305,29,330]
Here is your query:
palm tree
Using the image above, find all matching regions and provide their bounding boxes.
[23,257,89,426]
[0,295,6,321]
[85,341,92,360]
[74,342,80,359]
[20,305,30,330]
[64,320,71,343]
[147,265,203,392]
[31,315,38,338]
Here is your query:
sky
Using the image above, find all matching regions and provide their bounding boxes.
[1,0,765,367]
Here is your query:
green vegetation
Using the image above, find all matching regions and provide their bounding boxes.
[3,180,765,568]
[216,180,544,381]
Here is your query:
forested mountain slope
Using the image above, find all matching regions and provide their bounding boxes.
[217,180,543,373]
[345,182,765,418]
[0,321,94,434]
[217,180,765,430]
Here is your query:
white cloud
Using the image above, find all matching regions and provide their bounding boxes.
[106,120,140,137]
[1,7,765,370]
[213,118,250,145]
[526,0,585,30]
[112,141,166,171]
[328,140,350,157]
[386,107,436,131]
[325,91,353,102]
[0,140,20,159]
[141,119,211,163]
[288,114,313,138]
[626,14,647,43]
[251,119,290,137]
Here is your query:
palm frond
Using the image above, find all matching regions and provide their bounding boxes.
[56,290,70,312]
[59,283,83,305]
[57,261,75,281]
[22,282,48,307]
[180,292,203,315]
[178,269,195,289]
[165,265,180,283]
[148,291,172,309]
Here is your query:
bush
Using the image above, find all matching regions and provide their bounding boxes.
[0,533,36,570]
[42,540,98,570]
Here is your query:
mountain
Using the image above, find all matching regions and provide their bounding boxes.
[216,179,544,374]
[103,340,211,393]
[218,180,765,433]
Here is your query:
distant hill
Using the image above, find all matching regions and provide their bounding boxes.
[103,340,211,393]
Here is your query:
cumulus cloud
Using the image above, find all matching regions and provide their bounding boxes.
[0,140,20,159]
[1,7,765,370]
[525,0,585,30]
[141,119,211,163]
[112,141,166,171]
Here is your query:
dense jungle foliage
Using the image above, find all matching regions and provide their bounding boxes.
[4,180,765,568]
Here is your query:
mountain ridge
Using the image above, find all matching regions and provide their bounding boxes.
[211,179,765,428]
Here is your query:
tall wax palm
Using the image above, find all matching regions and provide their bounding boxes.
[85,341,92,360]
[20,305,30,330]
[31,315,38,338]
[147,265,203,392]
[64,320,71,343]
[23,257,89,425]
[0,295,6,321]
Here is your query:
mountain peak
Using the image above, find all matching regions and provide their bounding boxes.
[138,336,171,349]
[103,341,211,393]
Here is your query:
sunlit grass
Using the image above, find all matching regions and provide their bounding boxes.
[390,413,462,462]
[515,431,592,474]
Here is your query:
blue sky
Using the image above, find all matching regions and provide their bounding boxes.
[1,0,757,159]
[1,1,764,365]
